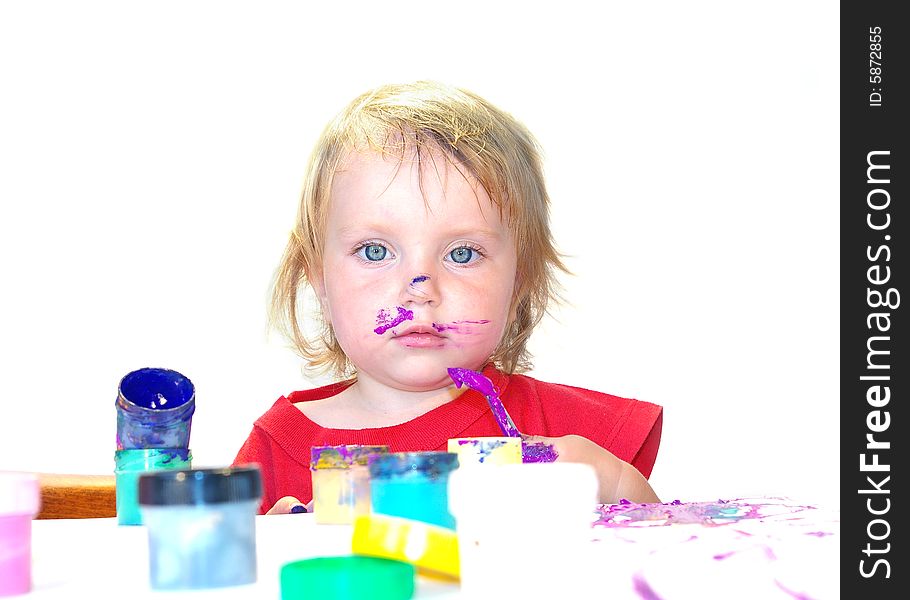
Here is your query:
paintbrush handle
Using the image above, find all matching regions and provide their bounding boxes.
[482,394,522,438]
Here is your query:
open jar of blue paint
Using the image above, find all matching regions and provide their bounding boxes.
[138,466,262,590]
[368,452,459,530]
[116,367,195,450]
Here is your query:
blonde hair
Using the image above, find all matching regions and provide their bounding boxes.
[271,81,569,378]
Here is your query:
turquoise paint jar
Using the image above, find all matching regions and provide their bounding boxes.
[138,466,262,590]
[114,448,192,525]
[368,452,459,530]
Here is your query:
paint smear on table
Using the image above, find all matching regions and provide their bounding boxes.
[590,497,840,600]
[374,306,414,334]
[592,497,825,528]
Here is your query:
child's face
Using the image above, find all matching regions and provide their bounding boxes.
[313,149,518,391]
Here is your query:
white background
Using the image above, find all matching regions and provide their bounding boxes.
[0,1,839,508]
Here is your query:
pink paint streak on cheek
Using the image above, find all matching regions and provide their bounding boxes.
[431,320,491,333]
[373,306,415,335]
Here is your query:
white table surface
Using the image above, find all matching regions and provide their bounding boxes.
[26,497,840,599]
[30,514,458,599]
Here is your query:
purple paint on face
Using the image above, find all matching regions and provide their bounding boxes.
[410,275,430,284]
[448,367,521,438]
[374,306,415,334]
[432,320,491,333]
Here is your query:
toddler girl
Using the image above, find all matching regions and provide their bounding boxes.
[234,81,662,514]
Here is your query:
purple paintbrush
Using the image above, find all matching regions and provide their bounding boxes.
[447,367,521,438]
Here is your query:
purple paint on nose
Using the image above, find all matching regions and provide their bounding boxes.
[410,275,430,284]
[374,306,414,335]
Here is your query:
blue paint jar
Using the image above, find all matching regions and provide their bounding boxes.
[368,452,459,530]
[116,367,195,450]
[138,466,262,590]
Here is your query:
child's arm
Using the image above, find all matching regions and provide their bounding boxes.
[526,434,660,504]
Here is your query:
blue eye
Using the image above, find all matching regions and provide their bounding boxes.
[449,247,475,264]
[359,244,388,261]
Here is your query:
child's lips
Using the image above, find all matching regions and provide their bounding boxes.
[393,327,447,348]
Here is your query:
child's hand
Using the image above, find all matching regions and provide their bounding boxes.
[266,496,313,514]
[525,434,660,505]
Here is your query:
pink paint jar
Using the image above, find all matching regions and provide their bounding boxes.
[0,472,40,597]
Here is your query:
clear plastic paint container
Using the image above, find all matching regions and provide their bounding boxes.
[116,367,195,450]
[0,472,40,597]
[368,452,459,530]
[447,436,522,466]
[114,448,192,525]
[310,445,389,525]
[138,466,262,590]
[448,462,600,597]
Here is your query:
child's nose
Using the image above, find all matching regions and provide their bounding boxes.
[400,273,439,306]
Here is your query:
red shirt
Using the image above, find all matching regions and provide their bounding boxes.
[233,365,663,513]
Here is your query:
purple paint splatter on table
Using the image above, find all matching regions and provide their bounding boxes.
[592,497,840,599]
[374,306,414,334]
[592,497,822,528]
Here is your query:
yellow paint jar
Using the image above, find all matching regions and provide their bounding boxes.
[310,445,389,524]
[447,437,522,466]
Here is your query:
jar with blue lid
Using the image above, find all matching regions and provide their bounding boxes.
[138,465,262,590]
[368,452,459,530]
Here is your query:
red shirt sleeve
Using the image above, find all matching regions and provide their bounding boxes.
[628,408,662,478]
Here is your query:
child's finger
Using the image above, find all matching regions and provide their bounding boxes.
[266,495,305,514]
